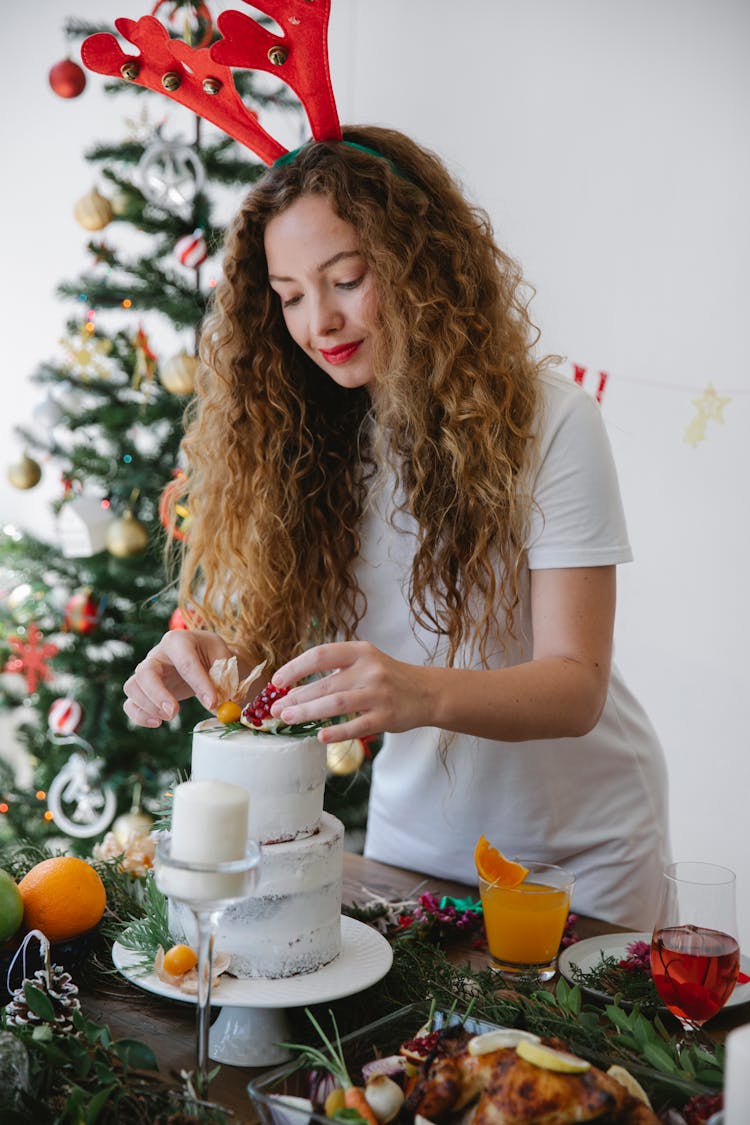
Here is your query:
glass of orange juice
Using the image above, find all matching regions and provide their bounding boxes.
[478,862,575,983]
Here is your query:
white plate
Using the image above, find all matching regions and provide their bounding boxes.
[112,915,393,1009]
[558,931,750,1009]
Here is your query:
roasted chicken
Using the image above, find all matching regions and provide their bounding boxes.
[404,1032,660,1125]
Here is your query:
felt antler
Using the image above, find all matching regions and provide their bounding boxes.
[212,0,341,146]
[81,0,341,166]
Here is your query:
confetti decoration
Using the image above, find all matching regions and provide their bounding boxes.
[568,361,743,446]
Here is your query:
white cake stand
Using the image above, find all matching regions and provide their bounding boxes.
[112,916,393,1067]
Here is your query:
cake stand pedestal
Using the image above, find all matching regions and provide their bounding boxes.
[112,916,393,1067]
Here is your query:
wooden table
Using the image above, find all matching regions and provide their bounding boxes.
[78,852,742,1121]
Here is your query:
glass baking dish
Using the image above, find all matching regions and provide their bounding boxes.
[247,1001,501,1125]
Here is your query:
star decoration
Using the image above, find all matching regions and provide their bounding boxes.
[60,324,114,381]
[684,383,732,447]
[123,103,164,145]
[4,624,58,692]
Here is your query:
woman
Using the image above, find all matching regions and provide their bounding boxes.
[124,125,670,928]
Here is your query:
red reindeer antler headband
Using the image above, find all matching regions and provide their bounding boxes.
[81,0,342,167]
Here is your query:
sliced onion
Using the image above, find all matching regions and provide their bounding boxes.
[307,1068,337,1107]
[364,1074,405,1124]
[361,1055,408,1083]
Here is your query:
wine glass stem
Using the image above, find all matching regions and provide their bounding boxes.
[194,908,219,1086]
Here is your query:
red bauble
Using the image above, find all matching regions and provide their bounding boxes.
[63,588,99,635]
[169,607,189,630]
[48,697,84,735]
[175,228,208,269]
[49,58,87,99]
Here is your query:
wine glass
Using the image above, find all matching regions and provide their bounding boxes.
[153,832,261,1091]
[650,861,739,1043]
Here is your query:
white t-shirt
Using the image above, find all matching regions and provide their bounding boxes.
[357,371,671,929]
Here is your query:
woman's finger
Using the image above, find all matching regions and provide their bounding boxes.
[123,697,164,728]
[273,642,358,688]
[122,675,167,722]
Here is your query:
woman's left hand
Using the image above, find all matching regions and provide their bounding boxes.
[270,641,431,742]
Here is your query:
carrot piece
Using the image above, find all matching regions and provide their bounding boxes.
[344,1085,380,1125]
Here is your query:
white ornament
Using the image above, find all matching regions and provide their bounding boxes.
[31,395,64,431]
[138,138,205,219]
[47,748,117,839]
[57,496,114,559]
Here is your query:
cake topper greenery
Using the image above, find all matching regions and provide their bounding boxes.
[205,655,332,737]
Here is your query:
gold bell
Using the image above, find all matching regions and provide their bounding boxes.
[162,71,181,91]
[202,77,222,95]
[267,45,288,66]
[120,61,140,81]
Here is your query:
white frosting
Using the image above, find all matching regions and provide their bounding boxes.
[191,720,327,844]
[171,811,344,978]
[183,721,344,979]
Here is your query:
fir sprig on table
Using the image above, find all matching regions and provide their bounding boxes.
[112,876,174,973]
[0,845,723,1119]
[566,939,662,1008]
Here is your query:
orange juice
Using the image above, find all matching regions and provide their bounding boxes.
[478,863,574,981]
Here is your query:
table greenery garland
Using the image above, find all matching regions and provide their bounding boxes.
[0,841,725,1124]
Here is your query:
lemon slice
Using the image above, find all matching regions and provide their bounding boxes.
[606,1065,651,1107]
[516,1040,591,1073]
[468,1028,542,1055]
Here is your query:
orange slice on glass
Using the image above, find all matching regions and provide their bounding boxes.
[474,835,529,888]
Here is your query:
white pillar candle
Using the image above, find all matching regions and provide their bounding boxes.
[161,780,251,903]
[725,1020,750,1125]
[171,779,249,863]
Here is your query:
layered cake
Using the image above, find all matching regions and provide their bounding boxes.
[171,714,344,979]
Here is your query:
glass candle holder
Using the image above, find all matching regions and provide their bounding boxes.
[153,832,261,1089]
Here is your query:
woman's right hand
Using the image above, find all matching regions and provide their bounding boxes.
[123,629,234,727]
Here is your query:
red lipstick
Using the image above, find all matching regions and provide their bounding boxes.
[320,341,362,365]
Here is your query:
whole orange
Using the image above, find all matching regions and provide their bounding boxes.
[18,856,106,942]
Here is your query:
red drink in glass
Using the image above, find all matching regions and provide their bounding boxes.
[651,924,740,1026]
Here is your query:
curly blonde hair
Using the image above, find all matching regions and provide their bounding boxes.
[170,126,545,670]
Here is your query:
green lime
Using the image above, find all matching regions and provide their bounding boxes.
[0,868,24,942]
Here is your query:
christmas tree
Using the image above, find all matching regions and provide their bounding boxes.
[0,1,326,849]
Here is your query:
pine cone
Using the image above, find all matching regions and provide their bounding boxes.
[4,964,81,1034]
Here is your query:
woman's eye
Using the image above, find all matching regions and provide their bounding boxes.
[336,277,363,291]
[282,294,302,308]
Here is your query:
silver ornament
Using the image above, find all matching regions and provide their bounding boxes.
[138,138,205,219]
[47,741,117,838]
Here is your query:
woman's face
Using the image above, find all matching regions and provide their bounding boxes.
[264,193,379,390]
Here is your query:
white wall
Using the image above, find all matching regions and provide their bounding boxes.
[2,1,748,946]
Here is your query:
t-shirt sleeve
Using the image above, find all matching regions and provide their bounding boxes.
[526,380,633,569]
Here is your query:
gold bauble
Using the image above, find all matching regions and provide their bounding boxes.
[74,187,114,232]
[7,452,42,490]
[326,738,366,776]
[160,352,198,395]
[106,510,149,558]
[112,808,154,847]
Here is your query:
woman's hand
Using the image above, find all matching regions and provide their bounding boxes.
[272,567,616,745]
[123,629,234,727]
[270,641,433,742]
